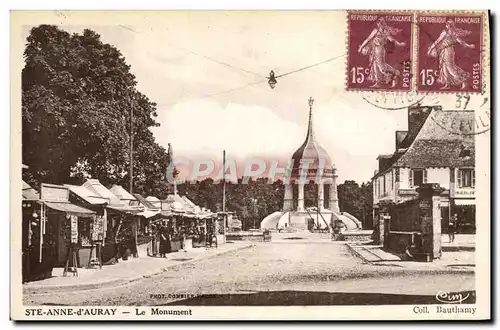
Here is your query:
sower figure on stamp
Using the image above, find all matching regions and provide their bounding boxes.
[358,17,406,88]
[427,20,475,90]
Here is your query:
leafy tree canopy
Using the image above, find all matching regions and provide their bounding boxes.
[22,25,171,197]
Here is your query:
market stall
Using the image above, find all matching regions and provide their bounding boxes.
[22,181,52,282]
[66,184,109,269]
[82,179,143,263]
[39,184,97,271]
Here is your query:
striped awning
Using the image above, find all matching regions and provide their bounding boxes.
[45,201,95,217]
[107,205,143,215]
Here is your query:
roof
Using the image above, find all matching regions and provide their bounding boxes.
[146,196,161,202]
[138,210,161,219]
[291,105,334,177]
[133,194,158,209]
[399,106,434,148]
[81,179,143,214]
[182,196,197,208]
[107,204,143,215]
[83,179,122,205]
[44,201,95,217]
[110,185,137,201]
[22,181,39,200]
[164,194,187,213]
[372,109,474,179]
[65,184,108,205]
[393,139,474,168]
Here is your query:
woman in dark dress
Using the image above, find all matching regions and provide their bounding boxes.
[159,227,170,258]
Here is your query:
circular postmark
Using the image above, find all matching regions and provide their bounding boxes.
[361,89,435,110]
[429,92,490,136]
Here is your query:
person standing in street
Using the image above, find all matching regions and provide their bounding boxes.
[448,213,458,243]
[159,226,169,258]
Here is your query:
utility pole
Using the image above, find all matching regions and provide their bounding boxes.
[222,150,227,243]
[129,94,134,194]
[222,150,226,212]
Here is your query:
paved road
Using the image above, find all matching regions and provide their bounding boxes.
[24,242,475,306]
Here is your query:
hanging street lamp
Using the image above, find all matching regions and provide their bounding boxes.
[267,70,277,89]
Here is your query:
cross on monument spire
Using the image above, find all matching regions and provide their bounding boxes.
[306,97,315,140]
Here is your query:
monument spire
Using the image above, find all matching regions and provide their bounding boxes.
[306,96,315,142]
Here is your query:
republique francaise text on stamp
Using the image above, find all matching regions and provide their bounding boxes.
[347,12,413,92]
[416,14,483,94]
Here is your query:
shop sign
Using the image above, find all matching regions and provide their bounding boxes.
[398,188,418,196]
[454,189,475,196]
[70,215,78,244]
[41,184,69,202]
[92,215,104,241]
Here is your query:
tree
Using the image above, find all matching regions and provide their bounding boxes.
[360,181,374,229]
[177,177,285,230]
[22,25,171,193]
[337,180,374,229]
[337,180,363,219]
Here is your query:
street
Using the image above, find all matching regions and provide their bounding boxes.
[24,240,475,306]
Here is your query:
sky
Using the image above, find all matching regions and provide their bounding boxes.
[23,11,441,184]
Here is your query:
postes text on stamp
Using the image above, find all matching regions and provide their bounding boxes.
[346,12,413,92]
[417,14,483,94]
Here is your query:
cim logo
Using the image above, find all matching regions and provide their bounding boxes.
[435,290,470,304]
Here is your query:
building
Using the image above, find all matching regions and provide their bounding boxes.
[372,105,475,233]
[260,98,362,231]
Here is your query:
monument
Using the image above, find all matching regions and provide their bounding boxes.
[261,98,362,232]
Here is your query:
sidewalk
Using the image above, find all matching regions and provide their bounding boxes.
[346,234,475,272]
[24,242,253,294]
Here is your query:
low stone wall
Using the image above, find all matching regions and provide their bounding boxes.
[386,231,416,254]
[226,231,271,242]
[343,230,373,242]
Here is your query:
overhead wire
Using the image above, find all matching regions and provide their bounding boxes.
[119,25,265,78]
[119,24,347,107]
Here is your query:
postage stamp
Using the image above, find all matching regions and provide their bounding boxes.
[346,11,413,92]
[416,13,484,94]
[9,10,490,322]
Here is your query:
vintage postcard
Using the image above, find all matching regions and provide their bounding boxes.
[10,10,490,321]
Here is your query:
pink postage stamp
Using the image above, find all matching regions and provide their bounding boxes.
[346,11,413,92]
[417,14,483,93]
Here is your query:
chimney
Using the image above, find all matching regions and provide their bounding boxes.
[407,105,440,139]
[377,155,393,173]
[395,131,408,150]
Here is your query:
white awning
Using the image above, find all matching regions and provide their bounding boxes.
[138,210,160,219]
[454,199,476,206]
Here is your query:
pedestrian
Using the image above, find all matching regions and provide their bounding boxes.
[448,213,458,243]
[159,226,169,258]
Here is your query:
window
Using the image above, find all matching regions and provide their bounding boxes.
[382,176,386,194]
[410,169,427,187]
[395,168,400,183]
[458,168,475,188]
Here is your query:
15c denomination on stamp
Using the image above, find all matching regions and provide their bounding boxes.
[416,14,483,93]
[347,11,413,92]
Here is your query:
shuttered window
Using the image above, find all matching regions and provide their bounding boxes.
[458,168,475,188]
[410,169,426,187]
